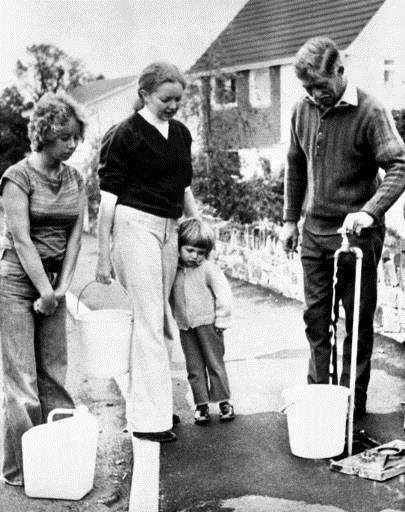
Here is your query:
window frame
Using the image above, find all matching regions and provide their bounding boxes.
[249,67,272,108]
[383,59,395,88]
[211,74,237,110]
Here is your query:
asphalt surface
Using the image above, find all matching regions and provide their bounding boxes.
[1,231,405,511]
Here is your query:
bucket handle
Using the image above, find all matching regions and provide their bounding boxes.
[47,408,75,423]
[75,279,133,317]
[47,405,90,423]
[280,401,297,413]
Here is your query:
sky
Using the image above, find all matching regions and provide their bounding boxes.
[0,0,248,88]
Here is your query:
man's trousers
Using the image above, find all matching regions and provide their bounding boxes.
[300,225,384,410]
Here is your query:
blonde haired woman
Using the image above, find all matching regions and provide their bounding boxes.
[96,62,199,443]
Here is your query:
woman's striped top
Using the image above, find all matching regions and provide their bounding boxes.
[0,157,84,261]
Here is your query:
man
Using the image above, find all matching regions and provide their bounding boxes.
[282,37,405,421]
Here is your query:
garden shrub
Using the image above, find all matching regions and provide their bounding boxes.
[192,148,284,225]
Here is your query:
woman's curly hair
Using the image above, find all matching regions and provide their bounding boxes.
[28,91,87,152]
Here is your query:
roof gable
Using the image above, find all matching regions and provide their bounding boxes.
[71,75,137,104]
[190,0,385,73]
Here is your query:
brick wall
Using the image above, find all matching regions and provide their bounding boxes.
[200,66,281,151]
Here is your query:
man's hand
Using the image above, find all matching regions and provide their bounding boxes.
[340,212,374,236]
[281,221,299,254]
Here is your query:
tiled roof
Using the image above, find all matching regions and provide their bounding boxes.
[190,0,385,73]
[71,75,137,104]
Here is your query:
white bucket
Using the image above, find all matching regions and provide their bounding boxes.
[77,308,132,378]
[282,384,349,459]
[75,281,133,378]
[22,406,98,500]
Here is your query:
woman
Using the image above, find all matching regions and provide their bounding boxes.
[96,62,199,443]
[0,91,86,486]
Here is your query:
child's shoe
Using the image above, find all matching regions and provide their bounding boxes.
[194,404,210,425]
[219,401,235,422]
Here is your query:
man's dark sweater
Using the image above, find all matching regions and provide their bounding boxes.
[284,83,405,234]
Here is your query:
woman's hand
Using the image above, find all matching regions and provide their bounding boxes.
[54,288,66,303]
[33,291,58,316]
[183,187,200,218]
[95,255,115,284]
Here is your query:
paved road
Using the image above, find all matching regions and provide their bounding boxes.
[1,230,404,511]
[71,233,405,512]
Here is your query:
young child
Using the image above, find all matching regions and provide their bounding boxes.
[170,218,235,425]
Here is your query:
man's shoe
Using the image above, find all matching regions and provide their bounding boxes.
[133,430,177,443]
[219,401,235,422]
[194,404,210,425]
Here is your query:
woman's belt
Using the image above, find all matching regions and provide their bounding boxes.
[2,249,63,274]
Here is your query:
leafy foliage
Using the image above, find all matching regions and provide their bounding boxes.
[192,147,284,224]
[188,73,284,225]
[83,139,102,233]
[0,44,102,178]
[0,87,30,175]
[16,44,103,101]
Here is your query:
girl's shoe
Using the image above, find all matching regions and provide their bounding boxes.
[194,404,210,425]
[219,401,235,422]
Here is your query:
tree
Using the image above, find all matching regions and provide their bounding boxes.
[0,86,30,176]
[16,44,103,101]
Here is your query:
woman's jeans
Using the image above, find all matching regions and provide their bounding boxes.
[301,226,384,410]
[0,252,73,484]
[112,206,179,433]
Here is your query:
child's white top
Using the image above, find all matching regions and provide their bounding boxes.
[170,259,232,330]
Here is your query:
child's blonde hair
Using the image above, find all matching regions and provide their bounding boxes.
[178,218,215,255]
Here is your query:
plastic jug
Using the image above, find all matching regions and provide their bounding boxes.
[22,405,98,500]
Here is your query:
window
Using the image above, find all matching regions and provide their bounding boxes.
[212,75,236,107]
[249,68,271,107]
[384,59,395,87]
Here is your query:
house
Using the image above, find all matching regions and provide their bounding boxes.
[189,0,405,179]
[70,74,138,155]
[67,76,138,230]
[68,75,138,172]
[71,75,138,140]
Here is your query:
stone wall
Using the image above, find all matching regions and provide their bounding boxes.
[210,220,405,343]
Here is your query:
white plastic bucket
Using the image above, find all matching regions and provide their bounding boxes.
[75,281,133,378]
[282,384,349,459]
[22,406,98,500]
